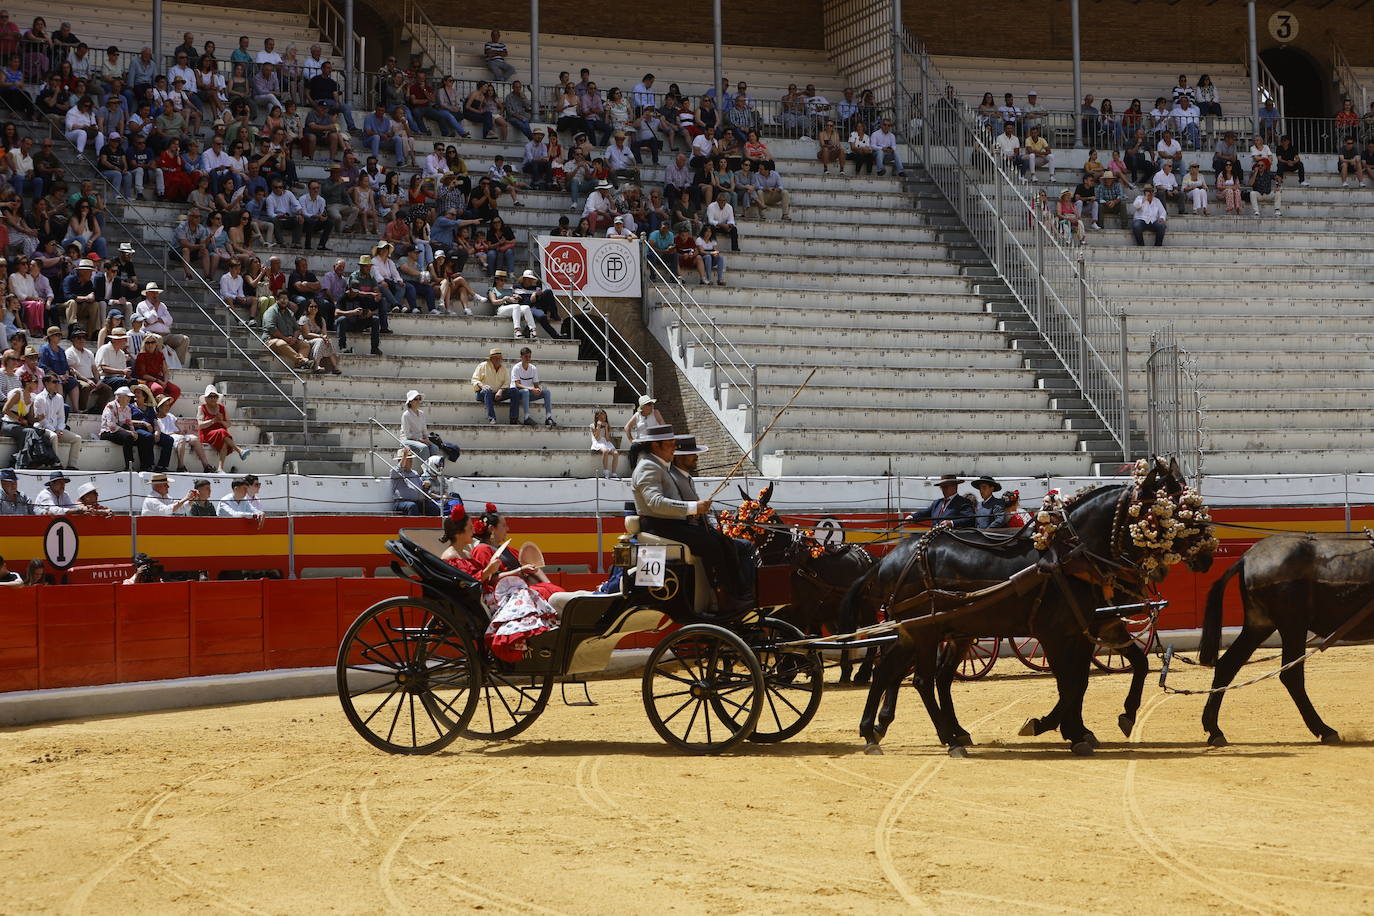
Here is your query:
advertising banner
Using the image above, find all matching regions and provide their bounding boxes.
[538,235,641,297]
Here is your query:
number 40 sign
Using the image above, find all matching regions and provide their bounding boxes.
[637,545,667,588]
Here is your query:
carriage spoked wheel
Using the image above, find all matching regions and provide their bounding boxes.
[1010,636,1053,672]
[1091,612,1158,673]
[336,597,482,755]
[642,624,765,755]
[737,617,825,743]
[460,668,554,741]
[951,637,1002,681]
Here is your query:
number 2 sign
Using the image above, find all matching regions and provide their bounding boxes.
[1268,11,1298,43]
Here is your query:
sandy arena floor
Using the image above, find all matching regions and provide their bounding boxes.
[4,646,1374,915]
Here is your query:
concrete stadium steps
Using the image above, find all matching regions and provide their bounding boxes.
[763,405,1067,431]
[1199,451,1374,475]
[1204,408,1372,430]
[711,367,1047,413]
[683,340,1023,371]
[1201,389,1374,412]
[1087,247,1374,268]
[347,447,604,478]
[759,450,1094,478]
[687,287,985,311]
[749,384,1060,411]
[676,321,1018,355]
[1108,297,1374,316]
[761,426,1081,453]
[6,438,287,475]
[275,394,613,428]
[713,252,963,276]
[713,269,970,294]
[701,305,995,331]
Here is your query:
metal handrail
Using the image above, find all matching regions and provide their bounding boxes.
[1249,44,1286,117]
[528,238,652,399]
[367,417,445,511]
[305,0,365,72]
[400,0,457,77]
[1330,34,1369,114]
[6,101,311,435]
[639,241,759,460]
[896,31,1131,458]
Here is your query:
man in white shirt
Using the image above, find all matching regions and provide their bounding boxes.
[870,118,905,177]
[422,142,449,178]
[607,214,637,241]
[218,476,263,519]
[1021,91,1047,133]
[32,471,85,514]
[992,121,1027,176]
[996,92,1021,128]
[631,73,656,113]
[1146,97,1172,138]
[34,374,82,467]
[1150,160,1182,214]
[265,181,304,248]
[218,259,255,314]
[135,283,190,365]
[689,130,717,166]
[141,472,193,516]
[706,192,739,252]
[254,38,282,68]
[1155,130,1182,170]
[605,132,639,186]
[511,346,556,427]
[1170,97,1201,150]
[63,329,107,412]
[581,180,615,233]
[1130,186,1168,247]
[94,329,135,389]
[803,83,831,133]
[299,181,332,251]
[752,164,793,221]
[302,45,326,81]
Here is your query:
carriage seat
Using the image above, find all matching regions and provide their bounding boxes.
[549,590,601,614]
[623,515,696,562]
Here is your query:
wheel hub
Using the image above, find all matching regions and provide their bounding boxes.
[689,681,714,700]
[396,667,429,693]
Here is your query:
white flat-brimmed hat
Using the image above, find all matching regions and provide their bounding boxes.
[76,481,99,499]
[404,389,422,405]
[143,281,163,293]
[520,269,537,280]
[76,258,95,269]
[596,180,613,190]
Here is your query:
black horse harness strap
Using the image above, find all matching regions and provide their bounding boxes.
[887,564,1050,632]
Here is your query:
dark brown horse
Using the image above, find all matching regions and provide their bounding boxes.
[1199,533,1374,747]
[842,458,1214,756]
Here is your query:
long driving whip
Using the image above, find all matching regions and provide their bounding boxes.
[706,367,818,502]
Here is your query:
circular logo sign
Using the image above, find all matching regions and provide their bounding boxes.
[1268,10,1297,43]
[544,241,587,290]
[590,244,638,296]
[814,516,845,547]
[44,517,78,570]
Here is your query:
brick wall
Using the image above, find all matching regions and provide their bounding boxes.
[904,0,1374,68]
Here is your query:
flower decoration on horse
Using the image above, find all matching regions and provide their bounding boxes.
[718,486,827,559]
[1127,457,1219,578]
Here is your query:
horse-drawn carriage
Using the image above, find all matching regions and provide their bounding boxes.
[336,514,827,756]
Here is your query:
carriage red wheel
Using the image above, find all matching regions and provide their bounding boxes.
[951,637,1001,680]
[1091,613,1158,673]
[1011,636,1052,672]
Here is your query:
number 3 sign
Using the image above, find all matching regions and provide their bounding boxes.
[1268,11,1298,43]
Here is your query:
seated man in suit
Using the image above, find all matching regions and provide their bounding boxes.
[970,475,1008,529]
[631,424,754,613]
[672,432,756,596]
[905,473,975,528]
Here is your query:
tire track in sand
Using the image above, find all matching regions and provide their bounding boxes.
[872,696,1026,913]
[1121,694,1296,915]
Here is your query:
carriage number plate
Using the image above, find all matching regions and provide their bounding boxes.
[637,546,667,588]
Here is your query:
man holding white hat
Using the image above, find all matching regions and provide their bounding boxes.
[135,281,190,365]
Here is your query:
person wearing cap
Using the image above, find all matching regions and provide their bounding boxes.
[471,347,521,425]
[96,385,139,469]
[134,283,190,366]
[399,390,441,465]
[488,269,535,339]
[339,255,385,356]
[1022,91,1047,134]
[93,327,134,391]
[632,423,753,613]
[303,97,343,162]
[604,130,639,186]
[33,372,80,468]
[905,474,975,528]
[1130,184,1168,247]
[261,290,315,372]
[32,470,83,515]
[1096,171,1126,228]
[623,394,665,442]
[969,476,1008,529]
[154,394,214,473]
[61,328,108,414]
[0,467,33,515]
[606,214,638,243]
[139,472,189,516]
[513,270,565,339]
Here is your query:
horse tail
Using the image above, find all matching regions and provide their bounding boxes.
[1199,558,1243,666]
[837,561,880,636]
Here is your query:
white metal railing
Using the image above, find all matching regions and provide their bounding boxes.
[897,31,1131,459]
[529,240,653,400]
[1331,35,1369,114]
[400,0,458,77]
[1248,42,1286,117]
[305,0,365,84]
[640,243,759,463]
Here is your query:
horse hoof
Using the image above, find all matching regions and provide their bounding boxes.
[853,675,871,686]
[1070,739,1095,757]
[947,744,969,759]
[1321,731,1342,745]
[1118,714,1135,737]
[863,742,884,756]
[951,733,974,748]
[1207,733,1229,748]
[1017,717,1039,737]
[1084,731,1100,750]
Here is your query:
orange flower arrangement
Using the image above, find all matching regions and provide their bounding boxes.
[718,488,826,559]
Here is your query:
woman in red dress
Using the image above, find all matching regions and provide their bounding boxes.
[198,384,250,473]
[1004,490,1031,529]
[159,138,195,202]
[468,502,564,602]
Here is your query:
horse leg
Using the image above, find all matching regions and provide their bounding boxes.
[1201,622,1273,747]
[1276,624,1341,745]
[1045,635,1096,754]
[1018,698,1062,737]
[909,638,965,756]
[839,646,853,684]
[1117,640,1150,737]
[859,641,911,754]
[938,638,974,747]
[854,645,878,685]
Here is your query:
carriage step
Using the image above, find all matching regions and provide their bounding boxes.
[560,678,596,707]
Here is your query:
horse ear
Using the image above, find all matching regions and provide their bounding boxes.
[1168,455,1182,479]
[761,482,774,507]
[738,486,749,502]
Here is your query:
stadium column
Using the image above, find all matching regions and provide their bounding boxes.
[531,0,540,121]
[152,0,161,70]
[1070,0,1082,148]
[344,0,354,105]
[1247,0,1259,127]
[712,0,722,111]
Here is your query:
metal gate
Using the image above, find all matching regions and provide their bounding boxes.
[1146,326,1204,486]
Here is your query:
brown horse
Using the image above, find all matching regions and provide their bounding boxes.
[1199,533,1374,747]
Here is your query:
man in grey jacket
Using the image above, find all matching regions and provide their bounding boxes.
[631,424,753,612]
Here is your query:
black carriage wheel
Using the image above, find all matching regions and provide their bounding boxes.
[642,624,764,755]
[740,617,825,743]
[1091,613,1158,673]
[952,637,1001,681]
[460,669,554,741]
[1011,636,1052,672]
[336,597,482,755]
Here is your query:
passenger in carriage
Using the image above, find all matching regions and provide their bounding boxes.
[631,423,755,613]
[469,502,565,602]
[439,503,560,662]
[970,475,1007,529]
[1003,490,1031,528]
[904,473,975,528]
